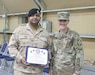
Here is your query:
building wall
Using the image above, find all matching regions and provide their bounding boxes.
[46,10,95,34]
[8,16,20,31]
[0,17,4,30]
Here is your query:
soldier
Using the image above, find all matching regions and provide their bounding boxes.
[50,12,84,75]
[8,8,51,75]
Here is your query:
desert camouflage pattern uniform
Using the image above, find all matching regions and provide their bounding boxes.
[8,23,51,75]
[51,28,84,75]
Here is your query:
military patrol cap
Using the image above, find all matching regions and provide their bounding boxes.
[28,8,41,17]
[57,12,70,20]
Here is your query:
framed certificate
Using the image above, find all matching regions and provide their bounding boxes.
[26,46,48,65]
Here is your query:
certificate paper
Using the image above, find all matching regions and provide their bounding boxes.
[26,46,48,65]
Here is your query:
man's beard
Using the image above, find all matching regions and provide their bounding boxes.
[30,21,39,25]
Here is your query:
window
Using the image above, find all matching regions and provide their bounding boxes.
[18,14,28,24]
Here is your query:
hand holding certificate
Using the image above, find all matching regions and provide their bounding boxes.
[26,46,48,65]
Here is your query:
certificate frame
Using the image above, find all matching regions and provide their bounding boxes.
[26,46,48,65]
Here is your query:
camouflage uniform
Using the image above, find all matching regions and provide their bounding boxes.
[51,28,84,75]
[8,23,51,75]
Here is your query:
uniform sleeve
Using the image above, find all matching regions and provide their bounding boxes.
[73,34,84,74]
[8,28,23,62]
[47,35,52,61]
[49,36,56,70]
[50,43,54,70]
[47,35,53,70]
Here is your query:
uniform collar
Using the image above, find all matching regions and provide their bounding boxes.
[59,27,69,34]
[26,23,43,34]
[55,27,70,39]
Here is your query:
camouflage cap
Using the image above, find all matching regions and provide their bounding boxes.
[57,12,70,20]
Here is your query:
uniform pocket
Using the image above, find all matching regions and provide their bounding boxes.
[65,48,74,54]
[36,37,48,48]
